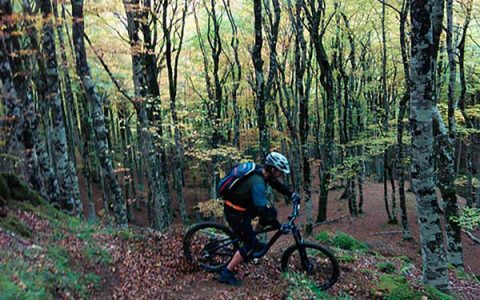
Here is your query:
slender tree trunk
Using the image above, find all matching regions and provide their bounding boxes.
[303,0,335,223]
[163,0,188,224]
[78,93,96,223]
[72,0,126,226]
[397,0,412,240]
[435,0,463,269]
[253,0,269,157]
[410,0,448,291]
[223,0,241,149]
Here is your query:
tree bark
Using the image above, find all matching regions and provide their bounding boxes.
[163,0,188,224]
[123,0,171,230]
[40,0,82,216]
[72,0,127,226]
[302,0,335,223]
[410,0,448,291]
[397,0,412,240]
[252,0,269,157]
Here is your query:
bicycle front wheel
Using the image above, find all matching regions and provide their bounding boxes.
[281,242,339,290]
[183,222,239,272]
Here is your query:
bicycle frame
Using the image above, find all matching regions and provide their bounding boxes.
[203,199,307,263]
[250,219,303,258]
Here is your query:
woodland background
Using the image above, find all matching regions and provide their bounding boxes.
[1,0,480,297]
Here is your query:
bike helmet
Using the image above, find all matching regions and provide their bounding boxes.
[265,152,290,174]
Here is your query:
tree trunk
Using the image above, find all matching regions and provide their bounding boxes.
[123,0,171,230]
[410,0,448,291]
[40,0,82,216]
[303,0,335,223]
[72,0,127,226]
[435,0,463,270]
[253,0,269,157]
[397,0,412,240]
[163,0,188,224]
[223,0,241,149]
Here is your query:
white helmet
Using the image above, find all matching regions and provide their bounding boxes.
[265,152,290,174]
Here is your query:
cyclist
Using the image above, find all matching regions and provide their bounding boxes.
[218,152,300,286]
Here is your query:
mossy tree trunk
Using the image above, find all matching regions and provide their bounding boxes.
[39,0,82,216]
[410,0,448,291]
[433,0,463,270]
[72,0,127,226]
[123,0,171,230]
[0,5,22,172]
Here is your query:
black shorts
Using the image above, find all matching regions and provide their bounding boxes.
[224,205,259,260]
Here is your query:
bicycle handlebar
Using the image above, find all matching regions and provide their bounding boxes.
[282,198,300,232]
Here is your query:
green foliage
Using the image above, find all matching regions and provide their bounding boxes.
[85,244,111,265]
[376,275,422,300]
[450,207,480,231]
[423,285,454,300]
[454,268,480,283]
[0,245,97,299]
[16,200,68,226]
[284,272,329,299]
[395,255,411,264]
[0,256,52,300]
[399,261,414,275]
[115,229,135,240]
[185,146,246,166]
[338,254,356,263]
[315,231,331,243]
[331,232,368,251]
[0,173,46,205]
[377,261,396,274]
[47,245,72,272]
[331,130,405,180]
[284,272,354,299]
[0,214,32,238]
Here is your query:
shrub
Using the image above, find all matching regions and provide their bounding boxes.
[284,272,328,300]
[423,285,454,300]
[338,254,356,263]
[377,261,396,274]
[0,214,32,237]
[376,274,422,300]
[332,232,368,251]
[316,231,330,243]
[85,244,111,265]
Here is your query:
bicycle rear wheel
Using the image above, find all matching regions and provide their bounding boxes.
[281,242,339,290]
[183,222,239,272]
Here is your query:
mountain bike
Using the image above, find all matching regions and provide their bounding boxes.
[183,198,340,290]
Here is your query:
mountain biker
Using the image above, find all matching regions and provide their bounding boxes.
[218,152,300,286]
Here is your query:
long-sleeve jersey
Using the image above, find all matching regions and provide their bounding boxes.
[225,166,292,212]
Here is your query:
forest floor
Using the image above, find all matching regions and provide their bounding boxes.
[2,178,480,299]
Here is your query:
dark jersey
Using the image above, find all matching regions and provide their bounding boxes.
[225,166,291,212]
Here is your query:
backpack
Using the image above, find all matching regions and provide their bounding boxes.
[217,162,256,197]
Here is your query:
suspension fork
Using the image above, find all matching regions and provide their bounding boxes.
[292,225,310,271]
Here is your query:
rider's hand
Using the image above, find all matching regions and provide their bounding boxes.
[290,192,300,203]
[257,206,281,229]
